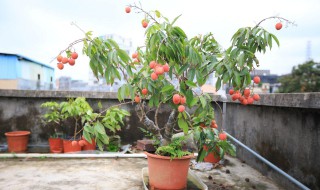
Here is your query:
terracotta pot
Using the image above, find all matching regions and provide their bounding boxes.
[203,145,221,164]
[82,139,96,151]
[48,138,63,153]
[63,140,81,153]
[145,151,193,190]
[5,131,30,153]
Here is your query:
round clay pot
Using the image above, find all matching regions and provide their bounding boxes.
[5,131,31,153]
[48,138,63,153]
[82,139,96,151]
[203,145,221,164]
[63,140,81,153]
[145,151,193,190]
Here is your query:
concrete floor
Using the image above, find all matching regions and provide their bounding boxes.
[0,155,284,190]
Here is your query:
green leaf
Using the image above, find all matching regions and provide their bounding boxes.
[215,77,221,91]
[199,96,206,108]
[155,10,161,18]
[270,33,280,47]
[161,85,174,93]
[178,117,188,134]
[94,122,106,135]
[171,14,182,25]
[185,80,197,88]
[83,130,92,143]
[84,124,94,134]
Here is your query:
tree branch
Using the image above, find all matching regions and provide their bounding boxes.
[161,110,178,146]
[135,102,163,141]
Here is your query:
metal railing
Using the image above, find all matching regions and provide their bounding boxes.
[225,132,310,190]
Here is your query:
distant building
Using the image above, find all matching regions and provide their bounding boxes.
[0,53,54,90]
[250,70,280,93]
[56,77,90,91]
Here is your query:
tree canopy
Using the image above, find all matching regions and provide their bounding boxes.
[278,60,320,93]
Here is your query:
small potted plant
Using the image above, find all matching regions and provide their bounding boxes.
[41,97,130,153]
[196,124,236,163]
[55,3,291,188]
[41,101,64,153]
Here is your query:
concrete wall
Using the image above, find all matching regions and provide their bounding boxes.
[224,93,320,190]
[0,90,319,189]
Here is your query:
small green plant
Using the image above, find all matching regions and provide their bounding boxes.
[139,127,161,148]
[155,137,191,159]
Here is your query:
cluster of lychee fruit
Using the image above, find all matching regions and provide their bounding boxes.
[56,52,78,70]
[149,61,170,80]
[200,120,227,140]
[172,94,187,113]
[125,6,149,28]
[134,88,148,103]
[229,76,261,105]
[71,136,92,147]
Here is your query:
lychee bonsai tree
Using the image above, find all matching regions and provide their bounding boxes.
[56,4,293,159]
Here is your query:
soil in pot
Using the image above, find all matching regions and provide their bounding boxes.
[5,131,31,153]
[145,151,193,190]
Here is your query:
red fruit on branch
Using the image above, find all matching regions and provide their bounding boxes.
[142,20,148,28]
[57,63,64,70]
[132,52,138,59]
[68,58,75,66]
[125,7,131,13]
[247,97,254,104]
[71,52,78,59]
[61,57,68,64]
[163,63,170,72]
[149,61,157,69]
[180,96,186,105]
[178,105,185,112]
[57,55,63,62]
[232,93,240,101]
[229,89,234,95]
[71,140,78,147]
[172,94,181,105]
[142,88,148,95]
[275,22,282,30]
[253,94,260,101]
[78,140,85,147]
[134,96,141,103]
[155,66,164,75]
[244,88,250,97]
[151,72,158,80]
[253,76,260,84]
[219,132,227,141]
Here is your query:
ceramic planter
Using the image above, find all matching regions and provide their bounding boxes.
[48,138,63,153]
[144,151,193,190]
[82,139,96,151]
[63,140,81,153]
[203,145,221,164]
[5,131,31,153]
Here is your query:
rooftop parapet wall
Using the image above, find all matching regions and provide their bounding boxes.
[1,90,319,109]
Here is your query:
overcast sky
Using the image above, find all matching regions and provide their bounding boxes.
[1,0,320,81]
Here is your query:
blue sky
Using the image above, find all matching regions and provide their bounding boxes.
[1,0,320,81]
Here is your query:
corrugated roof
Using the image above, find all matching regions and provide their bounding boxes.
[0,52,54,70]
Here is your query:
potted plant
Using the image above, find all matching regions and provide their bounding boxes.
[41,101,64,153]
[196,125,236,164]
[41,97,130,153]
[55,4,291,189]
